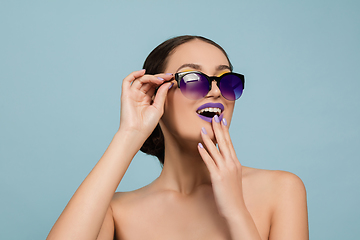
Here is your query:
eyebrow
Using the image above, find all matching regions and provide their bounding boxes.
[176,63,231,73]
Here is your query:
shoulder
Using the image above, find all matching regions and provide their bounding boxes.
[109,184,177,233]
[243,167,308,234]
[110,184,166,214]
[242,166,306,194]
[111,186,150,208]
[109,187,149,229]
[243,166,308,232]
[242,166,307,213]
[270,169,307,201]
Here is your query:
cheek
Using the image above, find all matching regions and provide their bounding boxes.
[161,91,194,132]
[224,104,235,125]
[161,90,206,141]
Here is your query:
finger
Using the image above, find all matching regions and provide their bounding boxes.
[122,69,146,92]
[200,126,225,168]
[139,82,155,94]
[212,115,232,163]
[221,118,241,173]
[131,75,165,91]
[140,73,173,92]
[151,82,173,111]
[132,73,173,91]
[147,80,174,103]
[198,142,218,174]
[221,118,238,162]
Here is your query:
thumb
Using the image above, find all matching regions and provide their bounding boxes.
[152,82,173,112]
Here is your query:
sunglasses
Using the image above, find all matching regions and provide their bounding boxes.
[174,71,245,101]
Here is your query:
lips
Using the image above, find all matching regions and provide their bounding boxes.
[196,103,224,123]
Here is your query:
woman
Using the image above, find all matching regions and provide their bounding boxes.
[47,35,309,240]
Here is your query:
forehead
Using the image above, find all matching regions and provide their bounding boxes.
[164,39,230,73]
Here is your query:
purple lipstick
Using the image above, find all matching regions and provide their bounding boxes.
[196,103,224,123]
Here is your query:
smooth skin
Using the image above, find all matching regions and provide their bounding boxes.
[47,40,308,240]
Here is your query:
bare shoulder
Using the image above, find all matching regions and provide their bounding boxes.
[241,166,307,211]
[111,185,152,208]
[242,166,306,192]
[242,168,309,238]
[109,183,168,217]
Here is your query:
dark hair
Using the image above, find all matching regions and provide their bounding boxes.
[140,35,233,166]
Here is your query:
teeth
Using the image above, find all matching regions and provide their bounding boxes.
[197,107,222,115]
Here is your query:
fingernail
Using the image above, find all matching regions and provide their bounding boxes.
[222,118,227,126]
[201,127,207,134]
[165,73,173,75]
[214,115,220,123]
[168,82,174,89]
[157,77,164,81]
[198,143,204,148]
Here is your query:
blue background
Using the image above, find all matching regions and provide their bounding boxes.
[1,0,359,239]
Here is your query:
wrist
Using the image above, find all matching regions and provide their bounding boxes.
[222,202,249,223]
[117,124,145,137]
[115,127,149,148]
[223,206,262,240]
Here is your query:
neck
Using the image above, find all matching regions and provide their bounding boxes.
[155,137,212,195]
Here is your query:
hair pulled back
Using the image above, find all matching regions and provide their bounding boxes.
[140,35,233,165]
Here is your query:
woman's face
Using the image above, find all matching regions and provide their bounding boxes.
[160,39,235,143]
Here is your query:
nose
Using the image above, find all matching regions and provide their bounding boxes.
[206,80,221,98]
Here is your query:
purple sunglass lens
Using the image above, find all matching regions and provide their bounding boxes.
[179,73,209,100]
[219,74,244,100]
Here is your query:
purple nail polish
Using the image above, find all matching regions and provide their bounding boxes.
[214,115,220,123]
[201,127,207,134]
[222,118,227,126]
[165,73,173,75]
[157,77,164,81]
[168,82,174,89]
[198,143,204,148]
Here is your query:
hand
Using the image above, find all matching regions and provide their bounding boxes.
[198,115,246,219]
[119,69,173,138]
